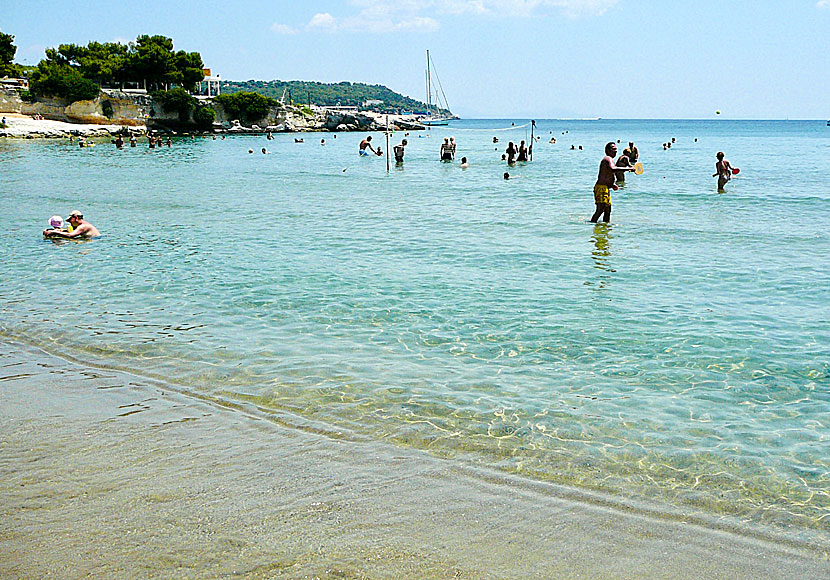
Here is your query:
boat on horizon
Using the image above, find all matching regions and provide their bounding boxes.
[419,50,456,126]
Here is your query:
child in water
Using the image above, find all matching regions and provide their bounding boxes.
[45,215,72,234]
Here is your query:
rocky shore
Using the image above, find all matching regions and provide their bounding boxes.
[0,86,425,138]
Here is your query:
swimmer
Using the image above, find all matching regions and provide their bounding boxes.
[375,146,384,157]
[628,142,639,163]
[591,142,635,223]
[505,141,517,164]
[248,149,254,154]
[321,138,326,145]
[359,135,377,156]
[261,148,268,154]
[460,156,469,168]
[516,140,529,162]
[43,210,100,239]
[130,135,137,147]
[615,149,632,184]
[440,138,453,161]
[713,151,736,192]
[393,139,407,164]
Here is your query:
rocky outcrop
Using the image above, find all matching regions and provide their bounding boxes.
[1,85,425,136]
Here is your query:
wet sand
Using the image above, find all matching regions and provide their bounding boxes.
[1,340,827,579]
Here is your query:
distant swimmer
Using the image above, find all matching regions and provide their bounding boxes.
[321,138,326,145]
[375,147,384,157]
[713,151,736,192]
[261,148,268,154]
[359,135,377,156]
[628,141,639,163]
[615,149,632,184]
[393,139,407,164]
[460,156,469,168]
[43,210,100,239]
[449,137,457,159]
[114,135,124,149]
[506,141,517,164]
[440,137,453,161]
[591,142,635,223]
[493,137,499,143]
[516,140,529,162]
[129,135,137,147]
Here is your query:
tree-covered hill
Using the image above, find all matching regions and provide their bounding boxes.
[221,80,448,115]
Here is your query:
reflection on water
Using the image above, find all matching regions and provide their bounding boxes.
[585,223,615,291]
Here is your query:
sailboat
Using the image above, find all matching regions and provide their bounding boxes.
[421,50,455,126]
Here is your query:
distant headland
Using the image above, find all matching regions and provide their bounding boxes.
[0,32,446,138]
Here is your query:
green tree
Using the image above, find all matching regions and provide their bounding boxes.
[214,92,278,123]
[29,60,99,101]
[0,31,18,77]
[174,50,204,92]
[152,87,196,122]
[192,104,215,130]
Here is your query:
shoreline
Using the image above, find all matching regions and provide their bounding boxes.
[0,111,425,139]
[2,339,828,579]
[0,112,142,138]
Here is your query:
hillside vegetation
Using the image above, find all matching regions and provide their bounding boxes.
[221,80,448,115]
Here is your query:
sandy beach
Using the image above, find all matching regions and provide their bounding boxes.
[0,112,140,138]
[1,340,827,579]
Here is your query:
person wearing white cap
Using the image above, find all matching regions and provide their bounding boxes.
[43,210,100,239]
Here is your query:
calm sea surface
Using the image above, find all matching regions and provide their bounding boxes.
[2,119,829,545]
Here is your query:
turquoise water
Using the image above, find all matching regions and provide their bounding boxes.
[2,120,829,544]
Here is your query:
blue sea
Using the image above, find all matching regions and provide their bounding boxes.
[2,119,828,547]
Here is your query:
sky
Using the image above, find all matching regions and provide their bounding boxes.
[3,0,830,119]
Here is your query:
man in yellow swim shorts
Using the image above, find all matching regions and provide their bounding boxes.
[591,142,635,223]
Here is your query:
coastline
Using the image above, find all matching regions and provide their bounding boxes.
[2,339,828,579]
[0,111,423,139]
[0,112,141,138]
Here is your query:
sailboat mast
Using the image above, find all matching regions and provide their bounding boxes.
[426,50,432,113]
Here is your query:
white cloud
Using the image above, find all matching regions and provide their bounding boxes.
[270,23,298,35]
[441,0,619,17]
[308,12,339,31]
[301,1,616,34]
[817,0,830,8]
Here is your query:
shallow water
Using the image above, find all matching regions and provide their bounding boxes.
[2,119,829,545]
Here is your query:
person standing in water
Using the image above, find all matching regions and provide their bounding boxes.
[393,139,407,164]
[614,148,632,184]
[713,151,735,192]
[516,140,529,162]
[359,135,377,156]
[591,142,635,223]
[440,137,453,161]
[505,141,517,164]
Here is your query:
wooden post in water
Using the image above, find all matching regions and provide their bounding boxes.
[386,115,391,172]
[530,120,535,161]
